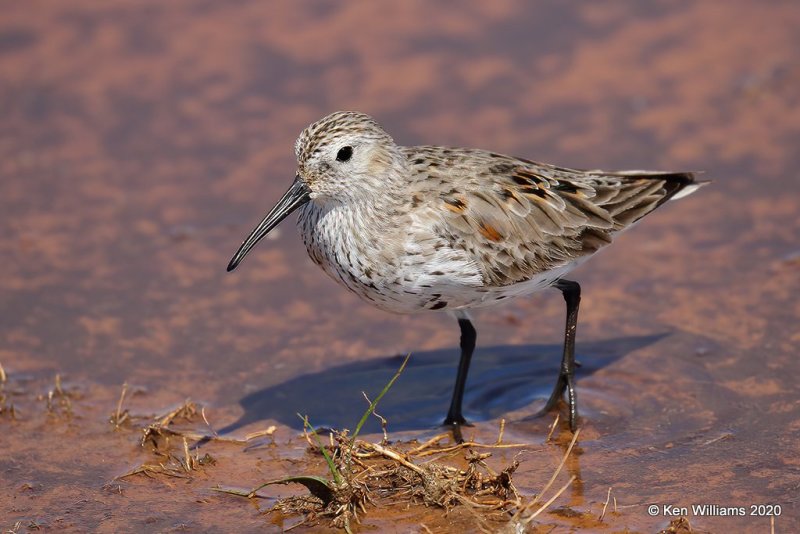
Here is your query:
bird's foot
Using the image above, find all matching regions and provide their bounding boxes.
[443,413,473,443]
[533,372,578,432]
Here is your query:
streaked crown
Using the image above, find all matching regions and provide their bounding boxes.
[295,111,392,162]
[293,111,403,200]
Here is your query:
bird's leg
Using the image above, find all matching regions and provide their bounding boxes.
[536,279,581,431]
[443,318,476,432]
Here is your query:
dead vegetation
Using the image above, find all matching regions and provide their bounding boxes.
[2,360,590,532]
[41,374,76,418]
[116,399,217,479]
[216,418,580,533]
[113,391,276,480]
[110,382,130,429]
[0,362,16,419]
[212,355,581,532]
[0,367,83,421]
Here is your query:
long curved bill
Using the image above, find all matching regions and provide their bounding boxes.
[227,177,310,272]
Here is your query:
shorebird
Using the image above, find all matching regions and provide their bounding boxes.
[227,111,704,433]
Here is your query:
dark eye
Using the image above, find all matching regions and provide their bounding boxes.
[336,146,353,162]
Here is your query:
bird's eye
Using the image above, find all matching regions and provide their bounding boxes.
[336,146,353,162]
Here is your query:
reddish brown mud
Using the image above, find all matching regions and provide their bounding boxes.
[1,1,799,532]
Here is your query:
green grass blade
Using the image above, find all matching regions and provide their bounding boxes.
[352,353,410,441]
[299,413,342,485]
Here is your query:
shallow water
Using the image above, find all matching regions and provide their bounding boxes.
[2,1,799,532]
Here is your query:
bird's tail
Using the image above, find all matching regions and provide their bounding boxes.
[665,174,710,201]
[596,169,709,207]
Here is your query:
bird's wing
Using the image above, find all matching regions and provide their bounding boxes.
[407,147,699,286]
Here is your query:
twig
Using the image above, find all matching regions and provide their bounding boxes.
[599,486,612,521]
[183,437,193,471]
[517,428,580,517]
[523,475,576,523]
[700,432,733,447]
[407,433,450,454]
[113,383,128,429]
[362,392,389,444]
[301,421,315,447]
[245,426,277,441]
[142,425,249,443]
[284,518,310,532]
[545,413,559,442]
[157,399,196,427]
[496,419,505,445]
[360,441,426,477]
[414,440,530,458]
[201,406,218,437]
[117,464,189,480]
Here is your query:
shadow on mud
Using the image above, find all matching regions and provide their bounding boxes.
[217,334,666,435]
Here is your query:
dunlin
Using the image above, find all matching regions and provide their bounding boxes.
[227,111,705,433]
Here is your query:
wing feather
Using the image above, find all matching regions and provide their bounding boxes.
[404,146,700,287]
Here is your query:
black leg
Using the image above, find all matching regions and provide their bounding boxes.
[536,279,581,431]
[443,318,476,430]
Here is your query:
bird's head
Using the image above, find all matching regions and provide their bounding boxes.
[227,111,400,272]
[295,111,401,200]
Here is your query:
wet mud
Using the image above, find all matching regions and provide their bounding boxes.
[2,1,799,532]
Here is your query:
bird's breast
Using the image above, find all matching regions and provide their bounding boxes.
[296,201,500,314]
[297,202,406,308]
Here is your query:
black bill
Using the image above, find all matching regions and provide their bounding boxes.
[227,177,311,272]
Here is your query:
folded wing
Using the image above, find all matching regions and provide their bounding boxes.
[423,150,701,286]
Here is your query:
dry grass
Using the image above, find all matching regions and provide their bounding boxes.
[105,360,590,532]
[0,361,16,420]
[114,395,277,481]
[116,399,216,479]
[39,374,81,419]
[210,356,582,532]
[598,486,613,522]
[215,423,580,533]
[110,383,276,444]
[0,364,597,532]
[110,382,129,429]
